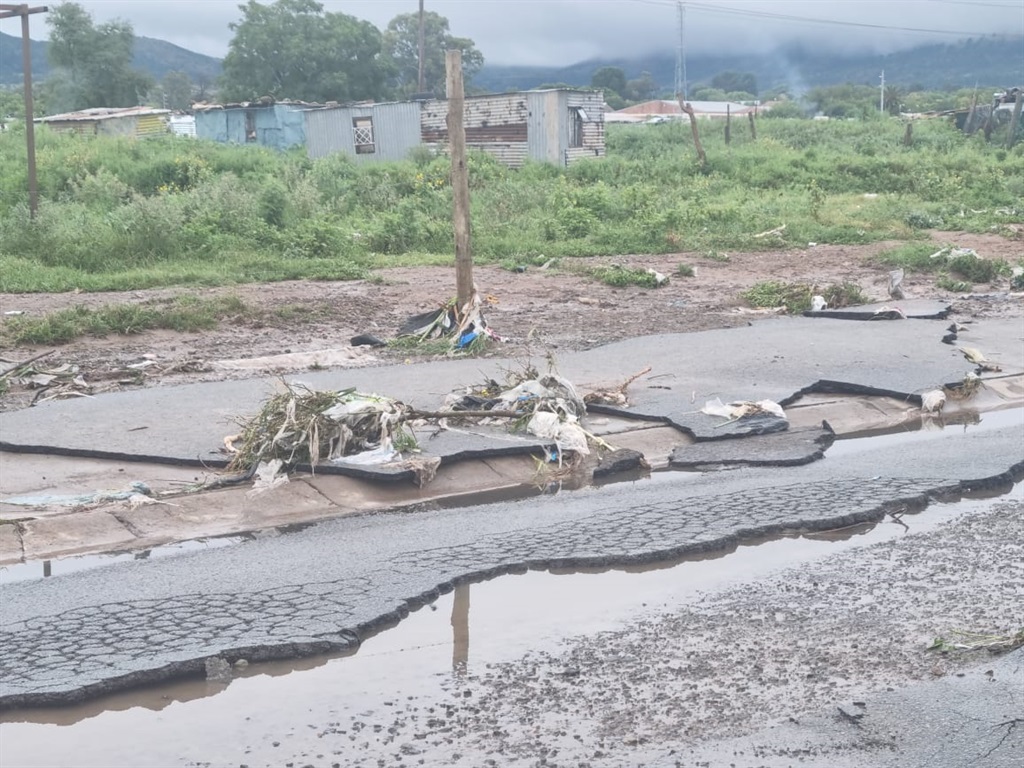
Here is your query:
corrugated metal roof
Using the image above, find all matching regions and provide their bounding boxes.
[611,100,759,120]
[37,106,171,123]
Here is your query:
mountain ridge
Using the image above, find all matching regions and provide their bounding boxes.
[2,32,1020,96]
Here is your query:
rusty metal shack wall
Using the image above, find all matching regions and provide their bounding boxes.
[306,102,421,161]
[421,93,530,167]
[422,90,605,168]
[564,91,606,164]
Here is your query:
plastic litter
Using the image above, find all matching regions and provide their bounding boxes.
[888,269,906,300]
[2,481,153,507]
[811,295,828,311]
[246,459,290,497]
[920,389,946,413]
[701,398,789,434]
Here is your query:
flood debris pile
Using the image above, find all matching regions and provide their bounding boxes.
[224,364,626,487]
[0,353,97,405]
[225,383,417,473]
[395,294,502,351]
[444,366,603,464]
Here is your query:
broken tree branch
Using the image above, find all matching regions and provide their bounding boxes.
[0,349,56,379]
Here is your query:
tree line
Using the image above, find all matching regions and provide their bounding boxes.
[34,0,485,114]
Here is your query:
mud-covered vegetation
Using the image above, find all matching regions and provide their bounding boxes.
[0,118,1021,293]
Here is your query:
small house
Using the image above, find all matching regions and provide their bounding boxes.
[305,89,605,168]
[193,101,325,151]
[35,106,171,137]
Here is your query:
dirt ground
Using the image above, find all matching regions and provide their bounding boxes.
[1,232,1020,412]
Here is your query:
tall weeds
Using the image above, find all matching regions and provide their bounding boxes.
[0,117,1020,293]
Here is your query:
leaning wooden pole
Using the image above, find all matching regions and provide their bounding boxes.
[446,50,474,308]
[678,96,706,167]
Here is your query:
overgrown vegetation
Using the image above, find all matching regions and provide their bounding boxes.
[0,117,1021,294]
[873,243,1009,283]
[743,280,868,313]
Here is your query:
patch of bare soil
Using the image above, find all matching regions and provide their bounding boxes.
[1,234,1019,412]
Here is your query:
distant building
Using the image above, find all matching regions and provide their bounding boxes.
[193,101,326,151]
[605,99,762,123]
[35,106,171,138]
[168,114,197,138]
[305,89,606,168]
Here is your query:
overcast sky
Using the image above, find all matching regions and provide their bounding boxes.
[5,0,1023,66]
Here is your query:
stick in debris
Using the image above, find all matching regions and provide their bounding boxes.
[0,349,56,379]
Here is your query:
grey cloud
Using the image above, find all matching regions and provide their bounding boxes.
[24,0,1024,64]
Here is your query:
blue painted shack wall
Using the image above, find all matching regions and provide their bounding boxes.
[195,104,312,150]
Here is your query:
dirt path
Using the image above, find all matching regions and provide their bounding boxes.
[1,234,1018,411]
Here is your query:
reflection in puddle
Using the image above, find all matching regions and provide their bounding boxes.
[0,534,251,586]
[1,490,1018,768]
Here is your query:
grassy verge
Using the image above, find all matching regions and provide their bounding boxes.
[0,118,1021,293]
[1,296,249,346]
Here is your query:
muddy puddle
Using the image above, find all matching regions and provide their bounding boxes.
[1,488,1019,768]
[0,534,251,585]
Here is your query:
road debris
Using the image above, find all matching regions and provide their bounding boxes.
[869,306,907,320]
[888,268,906,300]
[920,389,947,413]
[2,481,153,508]
[226,383,415,474]
[702,398,789,432]
[397,293,502,350]
[927,628,1024,653]
[584,366,653,407]
[959,346,1003,372]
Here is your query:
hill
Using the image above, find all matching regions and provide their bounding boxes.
[0,32,221,86]
[477,36,1024,95]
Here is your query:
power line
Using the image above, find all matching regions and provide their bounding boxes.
[626,0,1019,37]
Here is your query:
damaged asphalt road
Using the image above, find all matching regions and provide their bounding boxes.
[0,305,1023,765]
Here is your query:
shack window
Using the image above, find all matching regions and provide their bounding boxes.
[353,116,375,154]
[570,108,585,148]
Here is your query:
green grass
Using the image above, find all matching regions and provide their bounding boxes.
[0,118,1021,294]
[1,296,248,345]
[676,263,695,277]
[588,264,667,288]
[742,280,868,313]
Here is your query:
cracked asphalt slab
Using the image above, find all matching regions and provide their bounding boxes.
[0,311,1021,728]
[1,411,1021,708]
[3,314,1019,472]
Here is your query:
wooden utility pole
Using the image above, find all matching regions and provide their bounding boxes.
[724,103,731,145]
[417,0,426,93]
[677,96,706,167]
[0,3,48,219]
[748,110,757,140]
[446,50,473,307]
[1007,94,1022,149]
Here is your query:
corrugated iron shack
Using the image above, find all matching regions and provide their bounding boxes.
[35,107,171,138]
[306,101,422,162]
[305,89,605,167]
[193,101,325,151]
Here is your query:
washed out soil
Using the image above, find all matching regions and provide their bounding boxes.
[0,232,1019,412]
